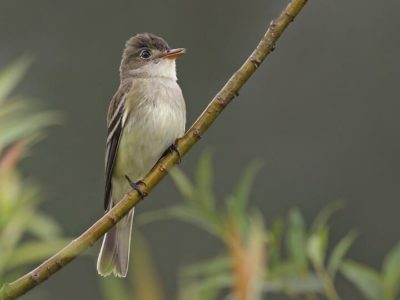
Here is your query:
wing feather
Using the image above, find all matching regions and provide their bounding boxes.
[104,81,132,210]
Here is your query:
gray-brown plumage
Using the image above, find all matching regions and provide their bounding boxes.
[97,33,186,277]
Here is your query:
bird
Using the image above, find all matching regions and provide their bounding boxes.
[97,33,186,277]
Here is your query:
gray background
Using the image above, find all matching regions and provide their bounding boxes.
[1,0,399,299]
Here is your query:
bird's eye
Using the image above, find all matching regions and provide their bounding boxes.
[140,49,151,59]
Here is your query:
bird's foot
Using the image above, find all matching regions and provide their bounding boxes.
[164,141,181,163]
[124,175,148,198]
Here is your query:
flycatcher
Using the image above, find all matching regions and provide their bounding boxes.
[97,33,186,277]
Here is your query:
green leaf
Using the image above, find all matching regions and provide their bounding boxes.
[178,274,225,300]
[265,273,323,294]
[141,205,223,238]
[136,207,180,225]
[0,111,60,149]
[307,228,329,268]
[382,241,400,298]
[341,260,384,300]
[27,213,62,240]
[0,56,32,102]
[311,201,343,233]
[268,217,284,271]
[0,98,31,119]
[4,239,70,270]
[100,277,130,300]
[183,255,230,277]
[286,208,308,273]
[195,273,232,295]
[131,233,165,300]
[327,230,357,277]
[195,149,215,208]
[227,160,262,230]
[169,167,195,202]
[170,153,221,231]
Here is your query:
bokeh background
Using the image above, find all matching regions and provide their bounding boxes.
[1,0,399,299]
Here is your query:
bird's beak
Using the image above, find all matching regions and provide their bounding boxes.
[160,48,186,59]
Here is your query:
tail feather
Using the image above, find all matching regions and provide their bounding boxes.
[97,209,134,277]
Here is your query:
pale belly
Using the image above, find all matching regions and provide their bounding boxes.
[111,101,185,202]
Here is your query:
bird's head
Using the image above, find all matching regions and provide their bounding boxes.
[120,32,185,80]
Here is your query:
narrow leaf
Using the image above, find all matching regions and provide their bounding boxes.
[327,230,357,277]
[286,208,308,273]
[169,167,195,202]
[382,241,400,297]
[195,149,215,207]
[307,228,329,268]
[311,201,343,233]
[0,111,60,148]
[100,277,130,300]
[341,260,384,300]
[5,239,70,270]
[267,217,284,271]
[182,255,230,277]
[0,56,32,102]
[26,213,62,240]
[227,160,262,229]
[141,206,223,238]
[131,234,165,300]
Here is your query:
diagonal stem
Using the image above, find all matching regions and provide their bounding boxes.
[0,0,308,298]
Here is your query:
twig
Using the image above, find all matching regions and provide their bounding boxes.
[313,264,341,300]
[0,0,308,298]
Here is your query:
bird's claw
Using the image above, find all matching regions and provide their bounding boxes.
[124,175,147,198]
[167,142,181,163]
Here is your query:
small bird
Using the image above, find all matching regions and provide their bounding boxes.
[97,33,186,277]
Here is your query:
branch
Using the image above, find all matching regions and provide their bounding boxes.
[0,0,308,298]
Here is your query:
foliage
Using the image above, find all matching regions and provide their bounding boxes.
[100,232,165,300]
[341,241,400,300]
[0,58,68,285]
[100,150,400,300]
[0,58,397,300]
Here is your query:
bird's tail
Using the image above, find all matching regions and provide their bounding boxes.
[97,209,134,277]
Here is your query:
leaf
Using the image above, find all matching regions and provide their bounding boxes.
[227,160,262,230]
[131,234,165,300]
[307,228,329,268]
[100,277,130,300]
[382,241,400,298]
[327,230,357,277]
[0,98,31,119]
[169,167,195,202]
[4,239,70,270]
[170,156,221,231]
[133,206,180,225]
[195,273,232,295]
[0,56,32,102]
[140,206,223,238]
[246,214,267,300]
[341,260,384,300]
[311,201,343,233]
[194,149,215,208]
[264,273,323,294]
[178,274,226,300]
[267,217,284,272]
[0,111,60,149]
[182,255,230,277]
[286,208,308,273]
[0,205,36,252]
[27,213,62,240]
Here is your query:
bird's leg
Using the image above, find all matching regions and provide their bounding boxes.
[124,175,148,198]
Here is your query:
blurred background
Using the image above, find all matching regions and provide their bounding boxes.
[1,0,400,299]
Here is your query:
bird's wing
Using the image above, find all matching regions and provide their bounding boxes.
[104,80,132,210]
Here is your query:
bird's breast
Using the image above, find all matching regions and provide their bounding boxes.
[113,78,185,182]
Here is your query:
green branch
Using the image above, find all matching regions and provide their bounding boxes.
[0,0,308,298]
